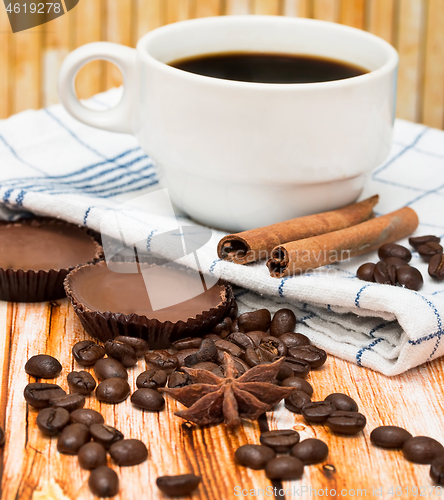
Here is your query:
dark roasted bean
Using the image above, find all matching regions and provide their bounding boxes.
[302,401,335,423]
[67,371,96,395]
[245,330,267,346]
[326,411,366,435]
[49,393,85,412]
[228,357,250,377]
[72,340,105,367]
[78,442,107,470]
[94,358,128,381]
[289,345,327,368]
[259,336,288,359]
[90,424,124,449]
[290,438,329,465]
[203,333,221,342]
[378,243,411,262]
[109,439,148,466]
[397,265,423,290]
[429,253,444,281]
[145,350,179,374]
[57,423,90,455]
[230,319,240,332]
[211,317,233,338]
[185,339,218,366]
[324,393,358,412]
[283,357,311,378]
[168,371,191,388]
[96,378,131,404]
[104,340,137,368]
[409,235,441,250]
[281,377,313,396]
[260,429,300,453]
[193,361,220,372]
[238,309,271,333]
[243,346,264,367]
[370,426,413,449]
[36,407,70,436]
[70,409,104,427]
[374,260,397,285]
[402,436,444,464]
[235,444,275,470]
[431,457,444,485]
[24,382,66,409]
[279,333,311,349]
[171,337,203,351]
[265,456,304,480]
[175,349,198,367]
[384,256,411,269]
[212,366,224,377]
[25,354,62,379]
[114,336,149,358]
[215,339,244,357]
[89,466,119,497]
[156,474,201,497]
[136,369,167,390]
[417,241,443,258]
[356,262,376,282]
[285,391,312,414]
[270,309,297,337]
[131,388,165,411]
[276,361,294,381]
[226,332,254,350]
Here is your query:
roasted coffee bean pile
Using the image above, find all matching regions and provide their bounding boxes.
[370,425,444,485]
[409,235,444,281]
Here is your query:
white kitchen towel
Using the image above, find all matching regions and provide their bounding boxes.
[0,87,443,376]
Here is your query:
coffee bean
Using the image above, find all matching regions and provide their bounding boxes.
[283,357,311,378]
[274,361,294,381]
[104,340,137,368]
[114,335,149,358]
[403,436,444,464]
[279,332,311,349]
[226,332,254,350]
[193,361,221,372]
[172,337,203,351]
[78,442,107,470]
[90,424,124,449]
[409,235,441,250]
[230,319,240,333]
[96,378,131,404]
[175,349,198,367]
[238,309,271,333]
[131,388,165,411]
[384,256,411,269]
[245,331,267,346]
[374,260,397,285]
[49,393,85,412]
[168,371,191,388]
[356,262,375,282]
[397,265,423,290]
[285,391,312,414]
[0,427,5,447]
[109,439,148,466]
[270,309,297,337]
[70,408,104,427]
[23,383,66,409]
[185,339,218,366]
[67,371,97,395]
[57,423,90,454]
[370,426,413,449]
[291,438,329,465]
[72,340,105,367]
[136,369,167,390]
[260,429,300,453]
[417,241,443,258]
[25,354,62,378]
[326,411,366,435]
[324,393,358,412]
[203,333,221,342]
[156,474,201,497]
[289,345,327,368]
[36,407,70,436]
[429,253,444,281]
[265,456,304,480]
[235,444,275,470]
[281,377,313,396]
[215,339,244,358]
[302,401,335,423]
[211,317,233,338]
[243,346,265,367]
[94,358,128,381]
[378,243,411,262]
[145,350,179,374]
[259,336,288,359]
[431,456,444,485]
[89,466,119,497]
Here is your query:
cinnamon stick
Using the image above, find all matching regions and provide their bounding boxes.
[266,207,418,278]
[218,195,379,265]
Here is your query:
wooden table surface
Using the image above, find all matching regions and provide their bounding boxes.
[1,298,443,500]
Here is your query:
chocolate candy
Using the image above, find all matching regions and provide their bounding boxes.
[356,262,376,282]
[265,456,304,480]
[396,265,423,291]
[49,393,85,412]
[289,345,327,368]
[270,309,297,337]
[260,429,300,453]
[94,358,128,381]
[402,436,444,464]
[281,377,313,396]
[378,243,411,262]
[90,424,124,449]
[78,442,107,470]
[104,340,137,368]
[131,388,165,411]
[285,391,312,414]
[370,425,413,449]
[145,350,179,374]
[291,438,329,464]
[324,393,358,412]
[301,401,335,423]
[429,253,444,281]
[136,369,167,390]
[114,335,149,358]
[25,354,62,378]
[24,382,66,409]
[235,444,275,470]
[89,466,119,497]
[67,370,96,395]
[109,439,148,466]
[96,378,131,404]
[72,340,105,367]
[36,407,70,436]
[156,474,201,497]
[279,332,311,349]
[326,411,366,435]
[70,409,104,427]
[57,423,90,454]
[430,456,444,485]
[238,309,271,333]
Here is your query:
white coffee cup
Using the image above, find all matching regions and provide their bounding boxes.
[58,15,398,232]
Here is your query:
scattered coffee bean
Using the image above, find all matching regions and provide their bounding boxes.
[175,349,198,367]
[36,407,70,436]
[429,253,444,281]
[94,358,128,381]
[291,438,329,465]
[326,411,367,435]
[325,393,358,412]
[104,340,137,368]
[114,335,149,358]
[136,369,167,390]
[283,357,311,378]
[109,439,148,466]
[356,262,376,282]
[25,354,62,378]
[70,408,104,427]
[384,256,412,269]
[417,241,443,258]
[238,309,271,333]
[245,331,267,346]
[231,319,240,332]
[89,466,119,497]
[243,346,267,367]
[430,456,444,485]
[90,424,124,449]
[265,456,304,480]
[203,333,221,342]
[193,361,220,372]
[397,265,423,291]
[374,260,397,285]
[23,382,66,409]
[172,337,203,351]
[215,339,244,358]
[67,370,97,395]
[279,332,311,349]
[57,423,90,455]
[270,309,297,337]
[289,345,327,368]
[131,388,165,411]
[78,442,107,470]
[235,444,275,470]
[72,340,105,367]
[378,243,411,262]
[96,378,131,404]
[301,401,335,423]
[281,377,313,396]
[402,436,444,464]
[259,336,288,359]
[226,332,254,350]
[275,361,294,381]
[409,235,441,250]
[145,350,179,374]
[168,371,191,388]
[156,474,201,497]
[49,393,85,412]
[212,316,233,338]
[285,390,312,414]
[260,429,300,453]
[370,425,413,449]
[185,339,218,366]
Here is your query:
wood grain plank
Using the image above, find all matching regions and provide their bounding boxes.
[282,0,312,17]
[251,0,282,15]
[193,0,222,18]
[313,0,339,22]
[166,0,192,24]
[367,0,395,44]
[0,8,11,119]
[422,0,444,128]
[135,0,165,39]
[339,0,365,29]
[225,0,251,15]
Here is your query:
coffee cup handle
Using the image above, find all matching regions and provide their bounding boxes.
[58,42,137,134]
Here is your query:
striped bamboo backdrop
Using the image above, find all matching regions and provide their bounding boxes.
[1,0,444,129]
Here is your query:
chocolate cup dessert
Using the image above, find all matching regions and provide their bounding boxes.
[0,218,102,302]
[64,260,234,349]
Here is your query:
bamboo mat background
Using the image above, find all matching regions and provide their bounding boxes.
[0,0,443,129]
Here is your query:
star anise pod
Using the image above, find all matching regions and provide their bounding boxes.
[161,353,294,428]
